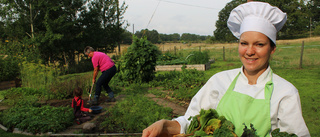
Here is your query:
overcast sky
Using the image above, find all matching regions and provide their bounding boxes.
[119,0,232,36]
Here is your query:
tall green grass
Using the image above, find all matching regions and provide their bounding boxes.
[20,61,59,89]
[20,60,93,99]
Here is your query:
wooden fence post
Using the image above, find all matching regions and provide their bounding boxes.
[223,46,225,61]
[299,41,304,69]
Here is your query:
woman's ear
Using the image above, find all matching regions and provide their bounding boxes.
[271,46,276,55]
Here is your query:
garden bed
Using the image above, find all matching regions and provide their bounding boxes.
[155,60,214,71]
[0,78,21,91]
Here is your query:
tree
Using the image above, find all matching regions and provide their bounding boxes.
[121,29,133,44]
[159,33,180,42]
[171,33,181,42]
[214,0,245,42]
[135,29,160,44]
[0,0,127,70]
[181,33,198,42]
[307,0,320,33]
[214,0,313,41]
[264,0,310,38]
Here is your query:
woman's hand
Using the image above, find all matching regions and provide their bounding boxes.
[142,120,165,137]
[142,119,180,137]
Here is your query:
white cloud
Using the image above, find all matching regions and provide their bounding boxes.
[120,0,232,35]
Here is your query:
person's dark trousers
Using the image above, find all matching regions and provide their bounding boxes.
[94,65,116,99]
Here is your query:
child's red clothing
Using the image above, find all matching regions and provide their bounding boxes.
[72,96,89,112]
[72,96,91,124]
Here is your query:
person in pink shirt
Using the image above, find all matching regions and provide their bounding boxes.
[84,46,117,105]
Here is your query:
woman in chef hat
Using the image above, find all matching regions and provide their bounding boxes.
[142,1,310,137]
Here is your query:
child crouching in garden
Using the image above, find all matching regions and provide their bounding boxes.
[72,87,92,125]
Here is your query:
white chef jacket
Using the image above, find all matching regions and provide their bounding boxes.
[174,66,310,137]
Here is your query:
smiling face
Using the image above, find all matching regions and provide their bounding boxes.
[239,31,276,76]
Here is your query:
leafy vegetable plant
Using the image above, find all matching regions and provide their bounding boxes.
[100,95,173,133]
[0,105,74,134]
[183,108,237,137]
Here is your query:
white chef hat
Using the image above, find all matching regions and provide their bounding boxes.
[227,1,287,45]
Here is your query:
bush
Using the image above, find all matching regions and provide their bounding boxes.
[186,51,209,64]
[0,56,20,81]
[314,25,320,36]
[120,36,161,83]
[157,52,187,65]
[156,51,209,65]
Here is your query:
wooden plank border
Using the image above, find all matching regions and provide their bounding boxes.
[156,60,214,71]
[0,79,21,90]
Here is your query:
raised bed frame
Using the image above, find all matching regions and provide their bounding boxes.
[155,59,215,71]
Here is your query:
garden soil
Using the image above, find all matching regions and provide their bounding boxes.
[36,93,188,135]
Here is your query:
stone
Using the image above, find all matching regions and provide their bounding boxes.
[83,123,96,133]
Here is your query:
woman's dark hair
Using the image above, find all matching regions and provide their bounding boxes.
[269,38,276,48]
[74,87,83,97]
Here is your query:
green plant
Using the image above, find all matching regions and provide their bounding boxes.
[20,61,60,89]
[0,56,20,81]
[158,52,178,61]
[100,95,173,133]
[186,51,209,64]
[313,25,320,36]
[120,35,161,83]
[150,68,205,91]
[65,57,93,74]
[148,68,206,102]
[157,52,187,65]
[0,87,46,106]
[48,73,92,99]
[0,105,74,134]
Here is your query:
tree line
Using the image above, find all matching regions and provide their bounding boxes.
[128,29,210,44]
[121,0,319,44]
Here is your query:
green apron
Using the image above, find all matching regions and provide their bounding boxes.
[216,71,274,137]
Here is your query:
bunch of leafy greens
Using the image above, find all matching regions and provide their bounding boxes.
[184,108,298,137]
[271,128,298,137]
[240,123,258,137]
[186,109,237,137]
